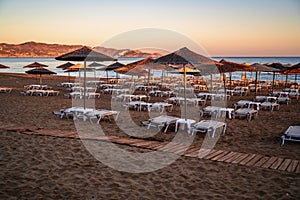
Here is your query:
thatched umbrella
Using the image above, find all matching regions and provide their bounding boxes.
[25,67,56,87]
[55,46,115,62]
[99,62,125,83]
[56,62,75,70]
[168,47,224,94]
[153,50,192,120]
[265,62,286,71]
[0,63,10,69]
[89,62,105,67]
[219,59,255,89]
[23,62,49,83]
[251,63,280,95]
[172,47,221,75]
[114,57,155,84]
[265,62,287,93]
[64,64,96,82]
[171,66,201,76]
[65,64,96,76]
[23,62,48,68]
[56,62,75,82]
[282,63,300,83]
[55,46,116,110]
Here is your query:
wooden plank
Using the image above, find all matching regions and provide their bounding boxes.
[184,146,201,157]
[147,142,164,149]
[261,157,278,169]
[152,143,168,150]
[123,139,143,145]
[107,137,127,143]
[296,163,300,173]
[278,159,292,171]
[166,144,186,152]
[239,154,257,165]
[253,156,270,167]
[270,158,284,170]
[197,149,212,158]
[203,150,224,160]
[184,146,200,154]
[131,141,154,147]
[286,160,299,173]
[224,152,245,163]
[160,143,181,152]
[245,155,264,166]
[172,145,190,154]
[231,153,250,164]
[217,152,237,162]
[141,141,161,149]
[210,151,230,161]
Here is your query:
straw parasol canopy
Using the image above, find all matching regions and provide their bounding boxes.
[55,46,116,62]
[23,62,48,68]
[25,67,56,86]
[154,49,195,121]
[97,62,124,82]
[281,63,300,83]
[64,63,95,72]
[219,59,255,73]
[56,62,75,70]
[0,63,10,69]
[251,63,280,72]
[55,46,116,110]
[89,62,105,67]
[284,62,300,73]
[171,47,221,75]
[171,66,201,75]
[105,62,125,70]
[265,62,286,71]
[251,63,280,96]
[114,57,155,74]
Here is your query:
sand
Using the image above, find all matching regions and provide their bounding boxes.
[0,73,300,199]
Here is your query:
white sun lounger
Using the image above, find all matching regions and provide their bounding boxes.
[281,126,300,146]
[191,120,227,137]
[260,102,280,112]
[233,108,258,121]
[141,115,180,133]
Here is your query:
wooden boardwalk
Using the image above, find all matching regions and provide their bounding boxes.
[2,125,300,174]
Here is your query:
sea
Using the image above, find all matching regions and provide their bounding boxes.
[0,57,299,83]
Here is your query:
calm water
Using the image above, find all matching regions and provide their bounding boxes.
[0,57,299,83]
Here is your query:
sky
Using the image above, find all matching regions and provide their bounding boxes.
[0,0,299,56]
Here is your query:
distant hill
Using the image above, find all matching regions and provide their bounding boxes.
[0,41,163,58]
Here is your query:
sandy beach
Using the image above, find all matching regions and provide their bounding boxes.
[0,73,300,199]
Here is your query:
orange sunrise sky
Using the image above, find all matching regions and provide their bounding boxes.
[0,0,299,56]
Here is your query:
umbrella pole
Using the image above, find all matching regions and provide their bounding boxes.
[271,72,275,94]
[84,60,87,110]
[147,69,151,86]
[39,74,42,87]
[68,72,71,82]
[229,72,232,90]
[285,74,288,87]
[254,71,258,96]
[183,64,187,121]
[295,74,297,83]
[210,74,213,92]
[222,73,227,95]
[106,71,109,83]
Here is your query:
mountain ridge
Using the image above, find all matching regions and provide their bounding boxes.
[0,41,162,58]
